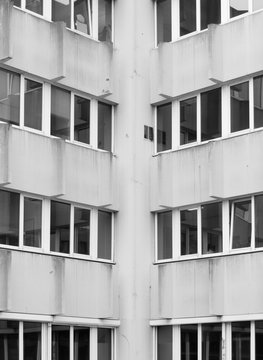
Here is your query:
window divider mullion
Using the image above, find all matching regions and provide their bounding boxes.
[174,325,180,360]
[111,105,115,153]
[70,205,74,255]
[91,209,98,259]
[43,83,51,136]
[197,94,201,143]
[92,0,98,40]
[222,200,230,254]
[19,194,24,248]
[221,85,230,138]
[221,0,229,22]
[251,321,255,360]
[111,212,114,261]
[249,78,254,130]
[196,0,201,32]
[154,106,157,154]
[71,0,74,31]
[251,196,255,249]
[172,101,179,149]
[70,326,74,360]
[43,199,51,252]
[21,0,26,10]
[249,0,253,12]
[198,324,202,360]
[90,99,98,149]
[90,327,98,360]
[19,321,23,360]
[20,75,25,128]
[70,93,74,142]
[174,209,180,259]
[197,206,202,255]
[47,324,52,360]
[172,0,179,41]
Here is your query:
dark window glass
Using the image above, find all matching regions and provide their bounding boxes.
[256,321,263,360]
[201,0,221,30]
[230,0,248,18]
[51,86,70,140]
[52,0,71,28]
[0,69,20,125]
[232,322,250,360]
[98,210,112,260]
[26,0,43,15]
[180,97,197,145]
[201,88,221,141]
[157,103,172,152]
[24,79,42,131]
[181,209,197,255]
[157,0,171,44]
[52,326,70,360]
[74,96,90,144]
[0,320,19,360]
[24,322,42,360]
[255,195,263,248]
[0,190,19,246]
[24,197,42,248]
[74,327,90,360]
[157,211,172,260]
[50,201,70,254]
[254,0,263,11]
[202,203,222,254]
[180,0,196,36]
[98,102,112,151]
[74,0,92,35]
[202,323,222,360]
[254,76,263,129]
[231,82,249,132]
[98,0,112,41]
[14,0,21,7]
[157,326,172,360]
[232,200,251,249]
[98,328,111,360]
[181,325,198,360]
[74,207,90,255]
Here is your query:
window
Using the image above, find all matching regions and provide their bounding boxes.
[98,328,112,360]
[202,323,222,360]
[231,82,249,133]
[230,0,248,18]
[156,103,172,152]
[201,203,222,254]
[14,0,43,15]
[24,79,43,131]
[98,102,112,152]
[0,190,20,247]
[181,209,198,256]
[157,211,173,260]
[51,86,71,140]
[253,75,263,129]
[201,88,221,141]
[181,324,198,360]
[0,320,19,359]
[157,326,172,360]
[24,322,42,360]
[98,0,112,42]
[98,210,112,260]
[50,201,70,254]
[231,199,252,249]
[0,68,20,126]
[24,197,42,248]
[52,325,70,360]
[156,0,172,44]
[74,95,90,145]
[180,97,197,145]
[74,207,90,255]
[232,322,250,360]
[180,0,197,36]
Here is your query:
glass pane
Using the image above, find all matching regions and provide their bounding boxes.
[26,0,43,15]
[254,0,263,11]
[74,96,90,144]
[254,76,263,128]
[0,69,20,125]
[256,321,263,360]
[157,103,172,152]
[201,88,221,141]
[98,211,112,260]
[14,0,21,7]
[74,327,90,360]
[98,102,112,151]
[181,209,197,255]
[98,328,111,360]
[202,323,222,360]
[180,0,196,36]
[232,322,250,360]
[24,197,42,248]
[0,190,19,246]
[255,195,263,248]
[98,0,112,41]
[180,97,197,145]
[74,0,92,35]
[181,325,198,360]
[51,86,70,140]
[52,0,71,28]
[24,79,42,131]
[157,0,171,44]
[231,82,249,132]
[74,207,90,255]
[50,201,70,254]
[230,0,248,18]
[202,203,222,254]
[0,320,19,360]
[232,200,251,249]
[201,0,221,30]
[52,326,70,360]
[24,322,42,360]
[157,326,172,360]
[157,211,172,260]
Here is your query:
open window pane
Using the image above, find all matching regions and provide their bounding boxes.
[98,328,111,360]
[157,326,172,360]
[231,82,249,133]
[74,207,90,255]
[74,327,90,360]
[201,88,221,141]
[0,69,20,125]
[232,200,251,249]
[180,0,196,36]
[98,102,112,151]
[201,0,221,30]
[24,197,42,248]
[254,0,263,11]
[51,86,70,140]
[256,321,263,360]
[50,201,70,254]
[24,322,41,360]
[232,322,250,360]
[157,103,172,152]
[157,211,172,260]
[0,320,19,360]
[230,0,248,18]
[181,325,198,360]
[0,190,19,246]
[98,210,112,260]
[74,0,92,35]
[255,195,263,248]
[157,0,171,44]
[254,76,263,129]
[202,203,222,254]
[74,96,90,144]
[24,79,42,131]
[52,0,71,28]
[26,0,43,15]
[99,0,112,41]
[180,97,197,145]
[52,326,70,360]
[202,323,222,360]
[181,209,197,255]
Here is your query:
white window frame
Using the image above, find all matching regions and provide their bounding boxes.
[13,0,50,20]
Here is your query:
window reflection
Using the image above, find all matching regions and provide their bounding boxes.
[0,190,19,247]
[98,102,112,152]
[180,0,196,36]
[202,203,222,254]
[232,322,250,360]
[254,76,263,129]
[52,0,71,28]
[26,0,43,15]
[157,211,172,260]
[180,97,197,145]
[157,103,172,152]
[231,82,249,133]
[202,323,222,360]
[0,320,19,360]
[98,211,112,260]
[24,322,42,360]
[24,79,42,131]
[24,197,42,248]
[74,328,90,360]
[0,69,20,126]
[99,0,112,41]
[98,328,111,360]
[255,195,263,248]
[74,207,90,255]
[181,209,198,255]
[181,325,198,360]
[201,88,221,141]
[74,96,90,145]
[157,326,172,360]
[14,0,21,7]
[232,200,251,249]
[201,0,221,30]
[52,326,70,360]
[51,86,70,140]
[50,201,70,254]
[74,0,92,35]
[157,0,171,44]
[256,321,263,360]
[230,0,248,18]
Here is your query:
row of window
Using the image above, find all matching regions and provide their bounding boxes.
[156,194,263,261]
[156,321,262,360]
[0,68,113,152]
[0,320,113,360]
[156,76,263,153]
[14,0,113,42]
[156,0,263,44]
[0,189,113,261]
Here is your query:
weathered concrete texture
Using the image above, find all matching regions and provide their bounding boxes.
[0,0,12,62]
